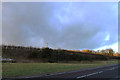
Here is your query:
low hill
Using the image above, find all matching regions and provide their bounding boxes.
[2,45,119,63]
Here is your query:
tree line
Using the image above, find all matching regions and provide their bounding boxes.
[2,45,120,63]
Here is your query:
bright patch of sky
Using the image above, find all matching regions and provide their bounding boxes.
[94,42,118,52]
[105,33,110,41]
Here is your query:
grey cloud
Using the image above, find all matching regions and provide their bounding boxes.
[2,2,118,50]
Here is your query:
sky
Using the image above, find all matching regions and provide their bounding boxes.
[2,2,118,52]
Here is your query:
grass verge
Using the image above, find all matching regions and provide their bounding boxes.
[2,60,118,78]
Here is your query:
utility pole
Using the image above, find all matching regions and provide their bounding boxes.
[46,43,48,48]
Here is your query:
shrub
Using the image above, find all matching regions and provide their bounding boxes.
[28,50,40,59]
[41,48,53,59]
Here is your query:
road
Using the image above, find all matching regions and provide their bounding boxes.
[3,64,120,80]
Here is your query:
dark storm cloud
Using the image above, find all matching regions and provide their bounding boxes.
[2,2,118,50]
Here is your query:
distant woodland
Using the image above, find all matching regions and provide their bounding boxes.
[2,45,120,63]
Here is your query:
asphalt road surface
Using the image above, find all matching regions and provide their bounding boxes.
[3,64,120,80]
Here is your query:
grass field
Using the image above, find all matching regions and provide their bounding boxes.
[2,60,118,78]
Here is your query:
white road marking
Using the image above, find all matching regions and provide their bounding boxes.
[76,71,103,78]
[108,67,118,71]
[77,66,118,78]
[76,75,87,78]
[98,71,103,73]
[86,72,98,76]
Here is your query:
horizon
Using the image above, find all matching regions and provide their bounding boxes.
[2,44,118,53]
